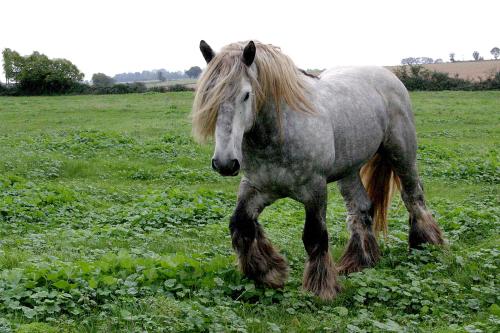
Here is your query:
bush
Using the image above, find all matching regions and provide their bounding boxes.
[394,65,500,91]
[129,82,148,93]
[88,82,147,95]
[477,71,500,90]
[1,81,173,96]
[167,84,194,92]
[0,83,19,96]
[148,86,168,93]
[67,82,93,94]
[3,49,84,95]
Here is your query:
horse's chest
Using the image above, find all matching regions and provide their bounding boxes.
[242,150,319,194]
[241,116,335,194]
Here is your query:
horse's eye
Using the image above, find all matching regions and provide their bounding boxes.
[243,92,250,102]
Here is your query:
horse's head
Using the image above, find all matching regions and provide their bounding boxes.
[192,40,313,177]
[193,40,259,177]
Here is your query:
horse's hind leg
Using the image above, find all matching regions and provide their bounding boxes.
[301,180,340,300]
[392,160,444,248]
[230,178,288,288]
[337,171,380,274]
[384,116,444,248]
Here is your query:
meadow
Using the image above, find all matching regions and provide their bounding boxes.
[0,91,498,332]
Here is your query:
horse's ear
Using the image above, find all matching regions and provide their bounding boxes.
[200,40,215,64]
[242,41,256,66]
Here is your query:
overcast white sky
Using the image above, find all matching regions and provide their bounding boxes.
[1,0,499,81]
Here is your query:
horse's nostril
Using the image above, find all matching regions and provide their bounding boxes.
[211,159,219,171]
[231,159,240,172]
[212,158,239,176]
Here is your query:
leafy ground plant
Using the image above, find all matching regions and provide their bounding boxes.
[0,91,498,332]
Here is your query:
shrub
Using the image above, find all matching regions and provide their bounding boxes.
[0,83,19,96]
[148,86,168,93]
[129,82,147,93]
[89,82,147,95]
[477,71,500,90]
[167,84,194,92]
[67,82,93,94]
[3,49,84,95]
[394,65,499,91]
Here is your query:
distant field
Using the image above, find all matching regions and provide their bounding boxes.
[0,92,498,332]
[386,59,500,81]
[142,79,197,89]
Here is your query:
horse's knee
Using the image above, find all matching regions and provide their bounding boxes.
[229,208,257,253]
[360,207,374,227]
[347,206,374,232]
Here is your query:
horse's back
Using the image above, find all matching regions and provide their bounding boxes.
[314,66,413,178]
[325,66,418,152]
[319,66,409,104]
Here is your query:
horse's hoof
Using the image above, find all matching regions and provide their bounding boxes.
[238,237,289,288]
[261,263,288,289]
[338,231,380,275]
[303,251,340,300]
[337,261,364,275]
[409,210,444,249]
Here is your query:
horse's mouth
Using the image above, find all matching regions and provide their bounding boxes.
[218,169,239,177]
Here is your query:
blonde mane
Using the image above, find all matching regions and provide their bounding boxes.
[191,41,314,142]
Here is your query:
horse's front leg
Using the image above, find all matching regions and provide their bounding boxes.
[230,178,288,288]
[301,180,341,300]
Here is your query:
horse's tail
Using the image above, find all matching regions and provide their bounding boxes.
[360,154,401,237]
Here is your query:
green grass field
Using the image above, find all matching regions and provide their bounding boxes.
[0,91,498,332]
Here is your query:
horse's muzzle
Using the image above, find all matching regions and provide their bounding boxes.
[212,158,240,176]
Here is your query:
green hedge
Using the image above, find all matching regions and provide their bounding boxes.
[394,65,500,91]
[0,82,194,96]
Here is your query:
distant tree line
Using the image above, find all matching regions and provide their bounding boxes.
[470,47,500,61]
[113,66,202,82]
[113,69,186,83]
[401,57,442,65]
[404,46,499,65]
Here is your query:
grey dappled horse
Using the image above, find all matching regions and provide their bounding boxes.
[191,40,444,300]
